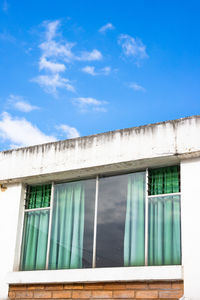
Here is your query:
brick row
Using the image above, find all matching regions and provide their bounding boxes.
[9,281,183,300]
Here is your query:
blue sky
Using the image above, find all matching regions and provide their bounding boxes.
[0,0,200,150]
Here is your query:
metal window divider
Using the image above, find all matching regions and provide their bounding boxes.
[92,175,99,268]
[45,182,55,270]
[145,168,149,266]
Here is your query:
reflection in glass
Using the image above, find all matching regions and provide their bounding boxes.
[20,210,49,270]
[148,195,181,265]
[96,172,145,268]
[49,179,95,269]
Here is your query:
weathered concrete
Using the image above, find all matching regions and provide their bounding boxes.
[0,115,200,184]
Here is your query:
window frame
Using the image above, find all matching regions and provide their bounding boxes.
[19,167,181,271]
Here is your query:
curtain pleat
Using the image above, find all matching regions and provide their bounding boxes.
[49,182,85,269]
[20,210,49,270]
[124,172,145,266]
[27,185,51,209]
[148,166,181,265]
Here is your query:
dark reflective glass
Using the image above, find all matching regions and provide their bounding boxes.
[96,174,128,267]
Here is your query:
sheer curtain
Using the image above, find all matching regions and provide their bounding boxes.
[20,210,49,270]
[49,181,85,269]
[148,166,181,265]
[124,172,145,266]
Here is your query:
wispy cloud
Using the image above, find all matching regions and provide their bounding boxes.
[39,56,66,73]
[78,49,102,61]
[0,31,15,43]
[101,66,111,75]
[8,94,39,112]
[2,0,9,12]
[82,66,97,76]
[56,124,80,139]
[99,23,115,33]
[34,20,103,95]
[129,82,146,92]
[73,97,107,112]
[82,66,111,76]
[40,20,102,63]
[0,112,56,148]
[118,34,148,65]
[32,74,75,95]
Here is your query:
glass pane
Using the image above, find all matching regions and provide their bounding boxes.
[149,166,180,195]
[96,172,146,268]
[148,195,181,265]
[26,184,51,209]
[20,210,49,270]
[49,179,95,270]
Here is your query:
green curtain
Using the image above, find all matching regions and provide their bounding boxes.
[20,210,49,270]
[148,166,181,265]
[150,166,179,195]
[27,184,51,209]
[124,172,145,266]
[49,182,85,270]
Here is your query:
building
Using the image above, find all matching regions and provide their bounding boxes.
[0,115,200,300]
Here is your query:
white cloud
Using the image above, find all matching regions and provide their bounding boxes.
[39,56,66,72]
[56,124,80,139]
[73,97,107,112]
[101,66,111,75]
[44,20,60,41]
[78,49,102,61]
[82,66,111,76]
[32,74,75,95]
[129,82,146,92]
[118,34,148,65]
[0,112,56,148]
[81,66,97,76]
[99,23,115,33]
[39,40,75,62]
[8,94,39,112]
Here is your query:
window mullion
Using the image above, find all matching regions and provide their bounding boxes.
[45,182,55,270]
[145,168,149,266]
[92,175,99,268]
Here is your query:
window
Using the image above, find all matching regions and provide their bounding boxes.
[20,166,181,271]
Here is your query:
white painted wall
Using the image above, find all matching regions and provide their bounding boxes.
[181,158,200,300]
[0,184,23,300]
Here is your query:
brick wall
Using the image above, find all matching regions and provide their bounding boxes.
[9,281,183,300]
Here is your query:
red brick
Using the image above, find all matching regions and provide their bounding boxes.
[84,283,104,290]
[171,282,184,290]
[15,291,33,298]
[45,284,63,290]
[34,291,52,298]
[113,290,135,298]
[159,289,183,298]
[52,290,71,298]
[64,284,83,289]
[136,290,158,298]
[72,290,92,298]
[10,285,27,291]
[148,282,171,289]
[92,291,113,298]
[27,284,45,290]
[104,283,126,290]
[126,282,148,289]
[8,291,15,299]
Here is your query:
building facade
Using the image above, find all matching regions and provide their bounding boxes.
[0,116,200,300]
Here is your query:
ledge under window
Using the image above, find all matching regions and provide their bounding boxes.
[7,266,183,285]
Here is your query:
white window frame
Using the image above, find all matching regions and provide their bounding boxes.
[9,167,182,285]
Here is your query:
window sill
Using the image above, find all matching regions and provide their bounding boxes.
[7,266,183,285]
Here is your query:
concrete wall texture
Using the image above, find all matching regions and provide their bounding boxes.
[0,116,200,299]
